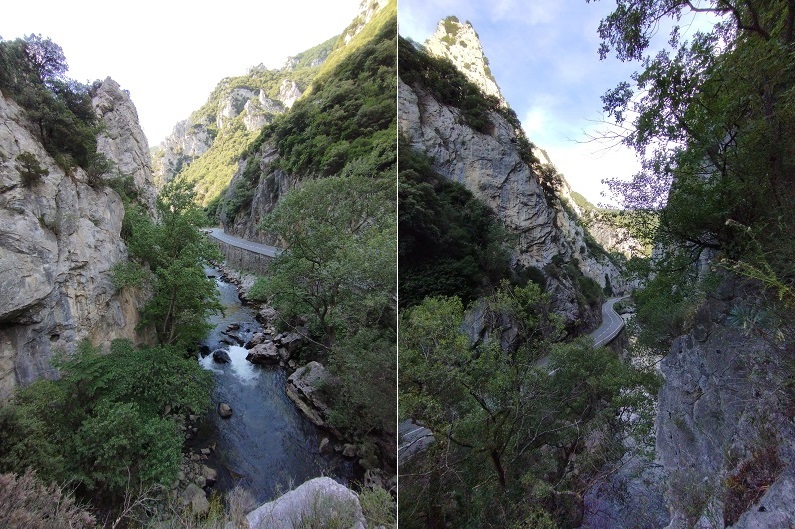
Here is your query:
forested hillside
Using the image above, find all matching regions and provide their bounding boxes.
[397,21,659,528]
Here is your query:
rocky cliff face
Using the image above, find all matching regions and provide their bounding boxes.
[221,144,298,245]
[399,75,624,328]
[0,80,154,401]
[153,80,301,187]
[93,77,157,213]
[653,283,795,528]
[424,17,506,107]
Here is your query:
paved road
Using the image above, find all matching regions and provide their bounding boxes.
[398,296,629,465]
[590,296,629,347]
[206,228,282,258]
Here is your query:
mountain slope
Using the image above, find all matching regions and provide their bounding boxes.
[399,32,624,332]
[219,0,396,243]
[151,36,337,203]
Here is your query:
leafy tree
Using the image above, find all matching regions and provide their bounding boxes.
[593,0,795,280]
[247,170,396,444]
[399,283,658,527]
[0,340,211,499]
[114,180,222,349]
[0,35,106,173]
[251,173,395,345]
[14,151,48,187]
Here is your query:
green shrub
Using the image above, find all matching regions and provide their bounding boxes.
[0,340,212,500]
[14,151,48,187]
[399,146,511,307]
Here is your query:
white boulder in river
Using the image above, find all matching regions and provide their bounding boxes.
[246,476,365,529]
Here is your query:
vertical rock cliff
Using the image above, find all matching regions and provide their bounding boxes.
[0,79,154,401]
[399,26,625,329]
[651,282,795,528]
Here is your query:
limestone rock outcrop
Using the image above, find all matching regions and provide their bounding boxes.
[152,118,213,187]
[246,476,366,529]
[653,284,795,528]
[399,76,624,329]
[92,77,157,213]
[424,17,506,107]
[342,0,391,46]
[152,80,302,187]
[221,143,299,245]
[286,361,339,435]
[0,80,154,401]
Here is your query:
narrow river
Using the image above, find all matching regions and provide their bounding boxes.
[194,269,353,503]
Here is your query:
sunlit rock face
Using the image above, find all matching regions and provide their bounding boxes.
[424,16,506,107]
[0,79,154,401]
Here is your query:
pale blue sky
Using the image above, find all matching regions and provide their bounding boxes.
[1,0,361,146]
[399,0,716,204]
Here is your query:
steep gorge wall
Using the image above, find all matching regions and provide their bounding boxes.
[221,143,299,246]
[398,77,624,328]
[653,283,795,528]
[0,80,154,401]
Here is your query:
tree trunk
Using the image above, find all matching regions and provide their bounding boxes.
[490,449,507,488]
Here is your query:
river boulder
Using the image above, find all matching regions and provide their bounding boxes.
[246,476,365,529]
[198,344,211,357]
[218,402,233,418]
[180,483,209,515]
[256,306,278,325]
[212,349,231,364]
[274,331,305,354]
[286,362,339,433]
[245,332,267,349]
[246,342,280,365]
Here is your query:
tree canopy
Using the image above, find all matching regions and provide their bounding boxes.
[113,180,222,349]
[399,282,658,527]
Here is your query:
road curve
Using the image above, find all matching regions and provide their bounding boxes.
[205,228,282,258]
[589,296,629,347]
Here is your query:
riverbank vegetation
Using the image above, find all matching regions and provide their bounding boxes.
[0,341,211,502]
[113,180,222,350]
[245,11,397,469]
[0,178,221,524]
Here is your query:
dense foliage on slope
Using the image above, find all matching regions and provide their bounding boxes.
[243,9,398,459]
[0,340,211,501]
[399,284,658,528]
[399,144,512,308]
[251,12,396,178]
[0,34,108,176]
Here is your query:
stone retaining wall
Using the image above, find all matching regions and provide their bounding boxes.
[212,239,272,275]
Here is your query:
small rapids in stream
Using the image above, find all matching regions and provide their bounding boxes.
[193,269,354,504]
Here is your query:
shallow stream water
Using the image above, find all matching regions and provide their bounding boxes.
[194,269,352,503]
